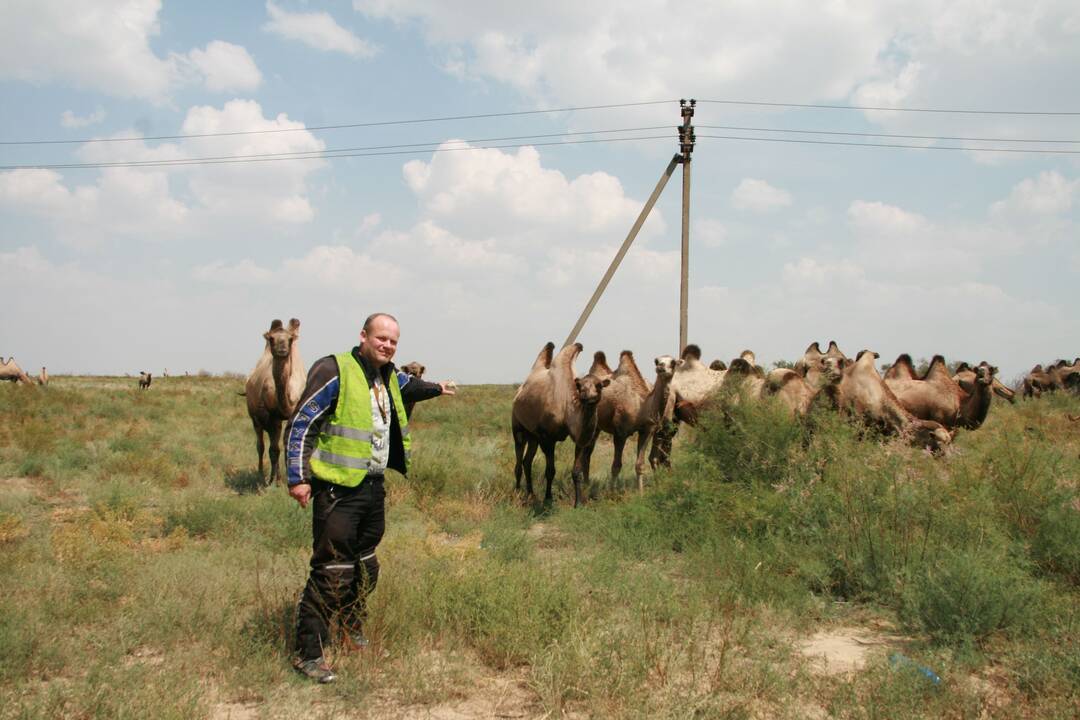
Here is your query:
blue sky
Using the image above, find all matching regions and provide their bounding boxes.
[1,1,1077,384]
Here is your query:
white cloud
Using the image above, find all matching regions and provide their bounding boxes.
[61,107,106,128]
[283,245,403,291]
[731,178,792,213]
[265,1,376,58]
[0,1,263,101]
[991,171,1078,220]
[697,218,728,248]
[184,41,262,92]
[193,259,275,286]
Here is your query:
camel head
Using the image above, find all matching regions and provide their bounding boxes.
[911,420,953,453]
[974,362,996,386]
[264,318,299,359]
[574,374,610,407]
[654,355,677,380]
[401,361,426,379]
[820,356,849,385]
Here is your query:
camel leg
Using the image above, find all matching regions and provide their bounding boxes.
[512,425,527,493]
[540,439,557,505]
[610,434,627,491]
[580,438,598,501]
[252,420,266,483]
[522,437,539,499]
[267,418,283,486]
[634,429,650,494]
[571,439,595,508]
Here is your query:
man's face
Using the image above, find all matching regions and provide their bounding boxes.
[360,316,400,368]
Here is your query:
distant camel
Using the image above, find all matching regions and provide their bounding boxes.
[138,371,152,389]
[245,318,305,485]
[37,367,48,386]
[885,355,996,431]
[511,342,610,506]
[0,357,34,385]
[400,361,426,418]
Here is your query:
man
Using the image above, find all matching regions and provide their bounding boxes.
[285,313,455,683]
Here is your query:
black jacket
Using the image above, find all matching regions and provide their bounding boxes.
[284,346,443,485]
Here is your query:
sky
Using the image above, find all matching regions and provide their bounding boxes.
[1,0,1077,385]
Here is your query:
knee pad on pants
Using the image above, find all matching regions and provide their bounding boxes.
[358,551,379,592]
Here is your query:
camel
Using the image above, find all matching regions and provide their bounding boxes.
[138,371,152,390]
[0,357,34,385]
[884,354,996,431]
[400,361,426,418]
[37,367,48,386]
[819,351,952,452]
[721,356,766,401]
[245,318,306,486]
[953,362,1015,404]
[795,340,848,387]
[511,342,610,506]
[591,351,677,493]
[763,368,818,416]
[650,344,727,467]
[1020,361,1080,399]
[588,351,615,381]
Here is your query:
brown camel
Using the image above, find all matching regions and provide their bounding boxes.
[138,371,152,390]
[245,318,306,485]
[764,368,818,416]
[795,340,848,387]
[885,355,996,431]
[0,357,35,385]
[721,356,766,401]
[37,367,48,386]
[820,351,952,452]
[400,361,426,418]
[953,362,1015,404]
[588,351,615,381]
[591,351,677,493]
[650,343,726,467]
[511,342,610,506]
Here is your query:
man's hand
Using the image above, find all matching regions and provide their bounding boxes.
[289,482,312,508]
[439,381,457,396]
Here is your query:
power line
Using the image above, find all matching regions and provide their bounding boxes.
[698,124,1080,144]
[0,100,678,146]
[3,126,673,171]
[2,134,675,171]
[698,134,1080,154]
[698,99,1080,116]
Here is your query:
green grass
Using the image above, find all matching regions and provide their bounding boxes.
[0,376,1078,718]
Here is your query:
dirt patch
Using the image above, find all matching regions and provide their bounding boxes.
[395,674,538,720]
[797,626,910,676]
[209,701,259,720]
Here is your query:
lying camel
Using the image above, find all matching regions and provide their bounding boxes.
[0,357,35,385]
[591,351,677,493]
[511,342,610,506]
[138,371,152,390]
[820,351,951,452]
[953,362,1014,404]
[885,354,995,431]
[245,318,305,485]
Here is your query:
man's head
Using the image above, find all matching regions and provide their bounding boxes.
[359,313,400,369]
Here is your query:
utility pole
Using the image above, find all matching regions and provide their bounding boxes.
[563,100,696,350]
[678,99,695,355]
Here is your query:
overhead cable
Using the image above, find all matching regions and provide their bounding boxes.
[697,124,1080,144]
[698,134,1080,154]
[698,99,1080,116]
[0,100,678,146]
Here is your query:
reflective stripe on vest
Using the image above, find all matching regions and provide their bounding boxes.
[310,351,411,487]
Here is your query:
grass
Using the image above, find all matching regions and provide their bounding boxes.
[0,375,1078,718]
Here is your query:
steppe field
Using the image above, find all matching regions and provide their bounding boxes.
[1,375,1078,719]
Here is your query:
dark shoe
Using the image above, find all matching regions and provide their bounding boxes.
[294,656,336,683]
[342,630,369,651]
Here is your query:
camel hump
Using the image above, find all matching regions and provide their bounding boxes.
[269,319,283,330]
[288,318,300,330]
[709,359,727,371]
[593,350,607,365]
[924,355,949,379]
[532,342,556,370]
[855,349,879,362]
[827,340,841,352]
[1032,364,1044,373]
[954,361,971,373]
[681,344,702,361]
[615,350,640,376]
[805,341,822,354]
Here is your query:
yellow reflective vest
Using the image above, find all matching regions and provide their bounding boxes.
[309,351,410,486]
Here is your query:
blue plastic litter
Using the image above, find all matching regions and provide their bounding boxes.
[889,652,942,685]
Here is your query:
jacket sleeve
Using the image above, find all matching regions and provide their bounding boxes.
[397,372,444,404]
[285,355,341,486]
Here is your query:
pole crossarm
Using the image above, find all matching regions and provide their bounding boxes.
[563,154,682,348]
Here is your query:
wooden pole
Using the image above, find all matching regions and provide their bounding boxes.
[563,154,681,348]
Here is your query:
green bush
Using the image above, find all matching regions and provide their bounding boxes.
[900,546,1042,645]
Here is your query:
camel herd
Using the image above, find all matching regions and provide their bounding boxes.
[511,339,1080,506]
